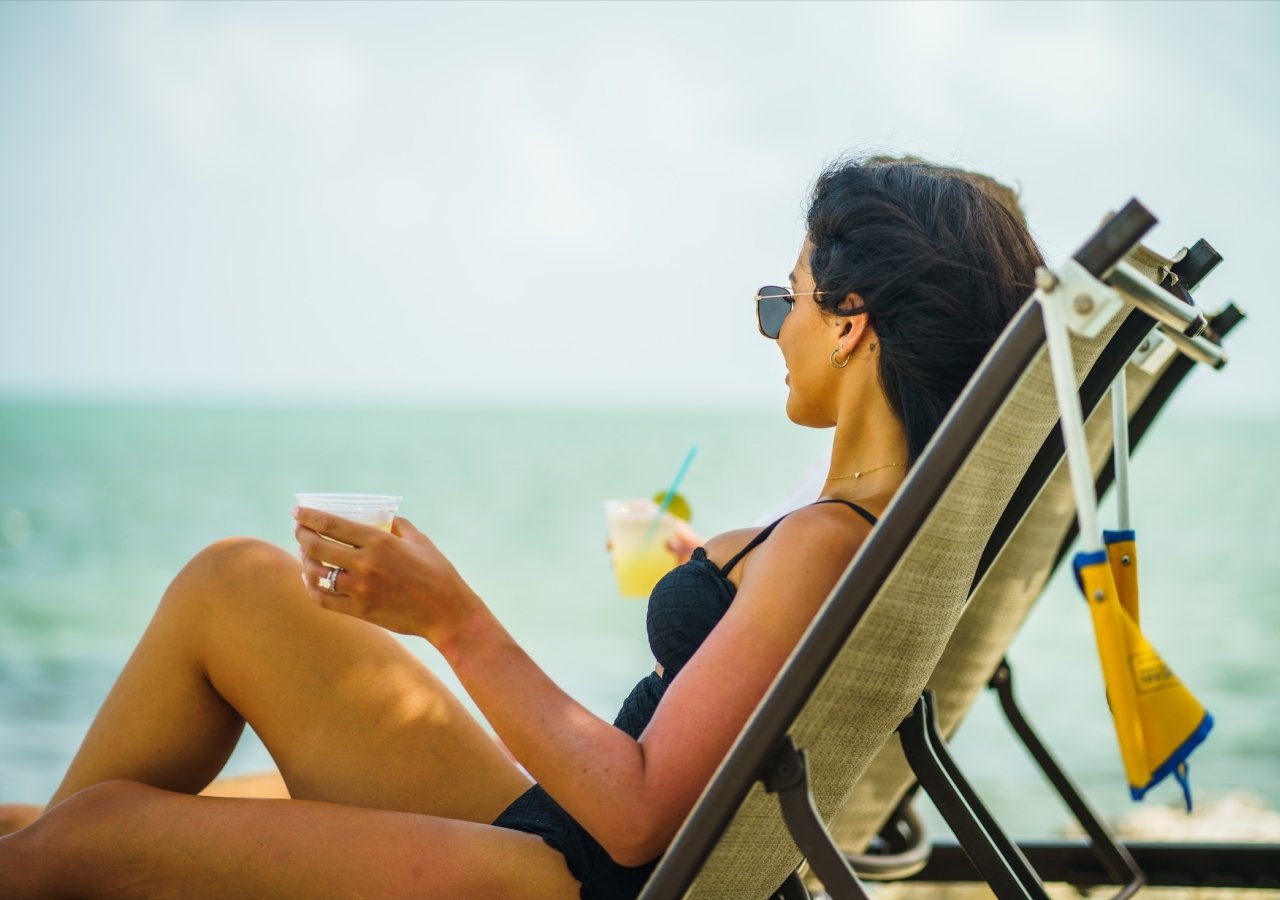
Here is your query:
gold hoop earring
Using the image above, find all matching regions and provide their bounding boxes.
[830,345,850,369]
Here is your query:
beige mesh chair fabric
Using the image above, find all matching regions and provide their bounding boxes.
[665,302,1130,899]
[828,359,1167,852]
[828,249,1180,854]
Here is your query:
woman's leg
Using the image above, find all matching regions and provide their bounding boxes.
[0,805,39,836]
[0,769,290,837]
[199,768,290,798]
[47,536,531,824]
[2,780,580,899]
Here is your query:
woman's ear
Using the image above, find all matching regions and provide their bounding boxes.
[831,312,877,368]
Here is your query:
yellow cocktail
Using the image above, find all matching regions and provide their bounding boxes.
[605,499,679,599]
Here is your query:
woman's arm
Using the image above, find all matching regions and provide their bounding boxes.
[294,504,868,865]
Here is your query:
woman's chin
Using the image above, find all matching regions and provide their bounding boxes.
[784,393,801,424]
[784,397,830,429]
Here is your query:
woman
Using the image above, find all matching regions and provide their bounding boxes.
[0,155,1042,898]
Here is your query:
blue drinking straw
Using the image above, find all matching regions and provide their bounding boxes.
[645,444,698,542]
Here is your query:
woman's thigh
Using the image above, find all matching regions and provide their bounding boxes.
[167,537,532,823]
[7,782,581,899]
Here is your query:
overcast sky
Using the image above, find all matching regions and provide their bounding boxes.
[1,1,1277,412]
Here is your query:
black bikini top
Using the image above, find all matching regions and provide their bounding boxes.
[644,499,877,683]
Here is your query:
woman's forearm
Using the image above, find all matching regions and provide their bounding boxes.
[437,606,660,863]
[290,508,675,861]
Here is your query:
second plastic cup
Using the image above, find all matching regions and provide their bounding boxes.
[605,499,679,599]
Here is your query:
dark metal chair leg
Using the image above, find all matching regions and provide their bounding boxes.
[919,691,1049,895]
[899,691,1049,899]
[990,659,1145,898]
[769,869,812,900]
[763,737,871,899]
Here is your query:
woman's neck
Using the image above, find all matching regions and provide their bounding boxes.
[822,392,910,507]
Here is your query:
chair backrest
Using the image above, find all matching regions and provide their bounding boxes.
[641,209,1161,899]
[829,353,1164,851]
[828,249,1238,852]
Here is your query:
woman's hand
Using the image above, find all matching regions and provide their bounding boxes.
[293,508,480,647]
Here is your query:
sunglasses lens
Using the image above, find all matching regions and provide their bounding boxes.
[756,286,792,339]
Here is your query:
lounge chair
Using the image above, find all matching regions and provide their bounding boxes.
[637,201,1170,899]
[884,263,1273,891]
[831,242,1246,894]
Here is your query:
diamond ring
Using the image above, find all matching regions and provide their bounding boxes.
[318,565,342,593]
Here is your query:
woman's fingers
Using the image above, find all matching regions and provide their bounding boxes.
[293,511,473,641]
[300,557,375,622]
[300,557,371,620]
[300,555,349,598]
[390,515,419,539]
[293,507,379,549]
[294,527,358,572]
[300,548,409,630]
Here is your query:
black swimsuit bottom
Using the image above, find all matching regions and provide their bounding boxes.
[492,782,653,900]
[490,499,877,899]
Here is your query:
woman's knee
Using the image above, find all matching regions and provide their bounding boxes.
[2,781,164,894]
[59,779,156,819]
[18,780,151,854]
[163,537,300,621]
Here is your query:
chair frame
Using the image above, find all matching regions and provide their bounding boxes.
[896,302,1275,894]
[848,277,1254,895]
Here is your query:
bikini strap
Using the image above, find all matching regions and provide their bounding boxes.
[720,519,785,576]
[814,497,878,527]
[719,499,878,576]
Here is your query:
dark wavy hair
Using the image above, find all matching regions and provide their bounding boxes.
[805,155,1044,463]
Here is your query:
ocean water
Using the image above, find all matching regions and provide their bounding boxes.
[1,400,1277,840]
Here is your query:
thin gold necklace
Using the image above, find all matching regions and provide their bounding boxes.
[826,462,907,481]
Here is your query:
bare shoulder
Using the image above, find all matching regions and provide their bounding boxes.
[777,501,874,549]
[700,503,874,595]
[740,503,873,589]
[701,527,764,569]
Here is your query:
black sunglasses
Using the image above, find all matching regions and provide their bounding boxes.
[754,285,823,339]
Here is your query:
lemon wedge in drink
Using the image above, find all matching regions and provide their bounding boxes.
[652,491,692,523]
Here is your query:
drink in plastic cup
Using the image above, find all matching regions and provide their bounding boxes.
[605,499,679,599]
[295,493,403,571]
[296,493,403,566]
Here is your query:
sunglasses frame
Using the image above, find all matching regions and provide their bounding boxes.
[754,286,824,339]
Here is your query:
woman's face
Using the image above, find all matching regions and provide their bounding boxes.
[778,239,844,427]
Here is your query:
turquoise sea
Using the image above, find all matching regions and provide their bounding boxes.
[1,400,1278,840]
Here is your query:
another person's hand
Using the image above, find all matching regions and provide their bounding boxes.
[293,508,480,648]
[605,517,703,566]
[666,518,703,565]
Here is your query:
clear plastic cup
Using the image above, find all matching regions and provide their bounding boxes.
[295,493,403,532]
[605,499,679,599]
